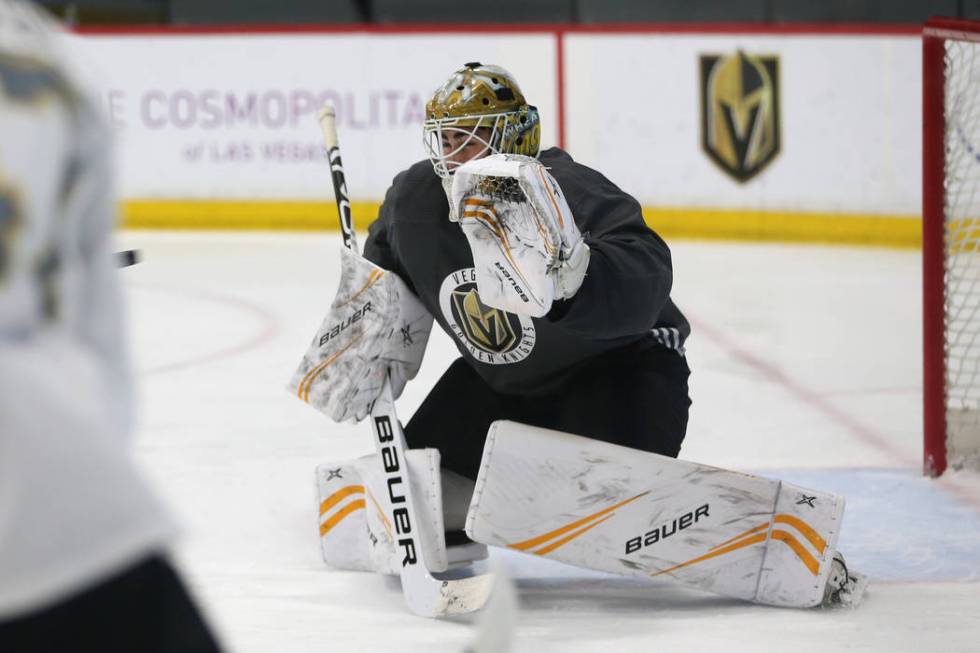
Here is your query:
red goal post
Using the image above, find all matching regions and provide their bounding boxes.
[923,17,980,476]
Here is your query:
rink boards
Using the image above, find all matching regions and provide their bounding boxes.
[70,26,921,245]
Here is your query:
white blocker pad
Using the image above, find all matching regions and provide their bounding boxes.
[288,247,433,423]
[466,421,845,608]
[316,448,448,575]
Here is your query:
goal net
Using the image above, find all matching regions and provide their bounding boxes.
[924,17,980,475]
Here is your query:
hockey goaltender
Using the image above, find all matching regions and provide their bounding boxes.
[289,62,867,611]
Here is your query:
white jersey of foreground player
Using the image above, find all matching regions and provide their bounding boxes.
[0,0,173,618]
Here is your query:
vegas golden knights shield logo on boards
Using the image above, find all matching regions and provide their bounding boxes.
[700,51,781,182]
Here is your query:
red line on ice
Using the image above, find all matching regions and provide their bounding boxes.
[690,316,914,466]
[135,284,281,376]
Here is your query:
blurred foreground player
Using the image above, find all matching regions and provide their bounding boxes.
[0,2,222,650]
[291,63,866,608]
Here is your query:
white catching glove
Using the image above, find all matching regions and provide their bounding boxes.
[287,247,433,423]
[451,153,590,318]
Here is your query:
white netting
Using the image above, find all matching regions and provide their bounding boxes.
[944,39,980,470]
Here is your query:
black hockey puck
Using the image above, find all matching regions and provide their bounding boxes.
[116,249,142,268]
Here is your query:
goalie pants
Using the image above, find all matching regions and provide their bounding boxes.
[405,339,691,481]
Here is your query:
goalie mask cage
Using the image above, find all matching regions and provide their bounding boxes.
[924,17,980,476]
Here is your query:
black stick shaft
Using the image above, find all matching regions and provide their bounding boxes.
[318,106,358,253]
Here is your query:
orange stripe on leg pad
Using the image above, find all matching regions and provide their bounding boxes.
[708,521,771,552]
[319,499,366,537]
[650,514,827,579]
[651,532,767,577]
[319,485,364,516]
[509,491,649,552]
[774,514,828,554]
[771,530,821,576]
[532,514,615,556]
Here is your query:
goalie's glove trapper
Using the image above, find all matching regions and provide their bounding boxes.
[451,154,590,318]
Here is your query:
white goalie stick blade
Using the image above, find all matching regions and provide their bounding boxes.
[408,569,496,618]
[370,373,494,617]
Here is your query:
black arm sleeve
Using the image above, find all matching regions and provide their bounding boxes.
[547,158,673,339]
[363,208,396,270]
[363,172,404,273]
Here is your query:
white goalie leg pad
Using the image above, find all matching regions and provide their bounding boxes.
[465,421,846,608]
[315,460,374,572]
[316,448,449,574]
[755,480,846,607]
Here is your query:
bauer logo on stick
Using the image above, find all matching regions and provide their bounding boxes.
[699,50,781,183]
[374,414,418,567]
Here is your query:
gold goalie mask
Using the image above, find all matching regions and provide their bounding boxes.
[423,62,541,178]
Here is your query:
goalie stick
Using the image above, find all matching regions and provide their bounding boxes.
[317,105,494,617]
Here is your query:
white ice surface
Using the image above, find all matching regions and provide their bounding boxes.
[117,231,980,652]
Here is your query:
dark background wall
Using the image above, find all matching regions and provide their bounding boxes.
[35,0,974,26]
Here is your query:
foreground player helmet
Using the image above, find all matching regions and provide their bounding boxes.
[423,62,541,178]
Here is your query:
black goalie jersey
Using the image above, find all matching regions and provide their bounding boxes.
[364,147,690,396]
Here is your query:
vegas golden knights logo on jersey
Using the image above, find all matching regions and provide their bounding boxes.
[699,50,781,182]
[450,287,519,354]
[439,268,536,365]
